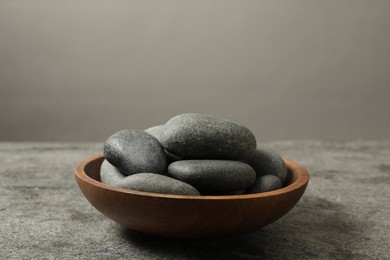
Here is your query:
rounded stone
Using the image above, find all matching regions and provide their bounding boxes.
[247,147,288,183]
[144,125,183,162]
[168,160,256,192]
[100,159,127,186]
[118,173,201,196]
[104,129,167,175]
[245,175,283,194]
[144,125,165,142]
[165,149,183,163]
[160,113,257,160]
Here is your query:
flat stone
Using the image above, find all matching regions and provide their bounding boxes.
[104,129,167,175]
[100,159,127,186]
[247,147,288,183]
[144,125,165,142]
[160,113,257,160]
[118,173,201,196]
[245,175,283,194]
[168,160,256,192]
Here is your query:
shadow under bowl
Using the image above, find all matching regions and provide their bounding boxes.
[74,154,309,239]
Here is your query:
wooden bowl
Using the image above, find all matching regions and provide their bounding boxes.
[74,154,309,239]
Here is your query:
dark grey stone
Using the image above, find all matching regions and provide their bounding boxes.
[160,113,257,160]
[247,147,288,183]
[165,149,183,163]
[245,175,283,194]
[118,173,200,196]
[144,125,165,142]
[144,125,183,162]
[100,159,127,186]
[104,129,167,175]
[168,160,256,192]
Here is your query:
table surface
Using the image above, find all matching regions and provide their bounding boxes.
[1,141,389,259]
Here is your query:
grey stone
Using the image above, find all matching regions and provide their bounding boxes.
[2,141,390,259]
[247,147,288,183]
[144,125,183,162]
[100,159,127,186]
[104,129,167,175]
[144,124,165,142]
[168,160,256,192]
[165,149,183,163]
[118,173,201,196]
[160,113,256,160]
[245,175,283,194]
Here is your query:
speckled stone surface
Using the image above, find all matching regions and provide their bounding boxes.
[248,147,288,183]
[165,149,183,163]
[1,141,390,259]
[100,159,127,186]
[117,173,200,195]
[168,160,256,192]
[160,113,256,160]
[246,175,283,194]
[144,125,165,142]
[104,129,167,175]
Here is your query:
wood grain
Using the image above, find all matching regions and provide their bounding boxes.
[74,154,309,238]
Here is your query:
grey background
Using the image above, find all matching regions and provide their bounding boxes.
[1,0,389,142]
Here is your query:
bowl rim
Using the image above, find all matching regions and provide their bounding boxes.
[75,154,309,201]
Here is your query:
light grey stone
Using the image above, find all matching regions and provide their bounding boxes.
[104,129,167,175]
[118,173,201,196]
[245,175,283,194]
[168,160,256,192]
[100,159,127,186]
[247,147,288,183]
[144,125,165,142]
[160,113,256,160]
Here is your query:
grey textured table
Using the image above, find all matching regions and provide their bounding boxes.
[1,141,389,259]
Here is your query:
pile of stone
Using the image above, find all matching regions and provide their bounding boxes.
[101,113,287,196]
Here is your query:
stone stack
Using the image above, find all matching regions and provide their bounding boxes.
[101,113,287,195]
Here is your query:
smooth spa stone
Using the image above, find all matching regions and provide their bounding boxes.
[160,113,257,160]
[104,129,167,175]
[165,149,183,163]
[247,147,288,183]
[100,159,127,186]
[168,160,256,192]
[118,173,201,196]
[245,175,283,194]
[144,125,183,162]
[144,125,165,142]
